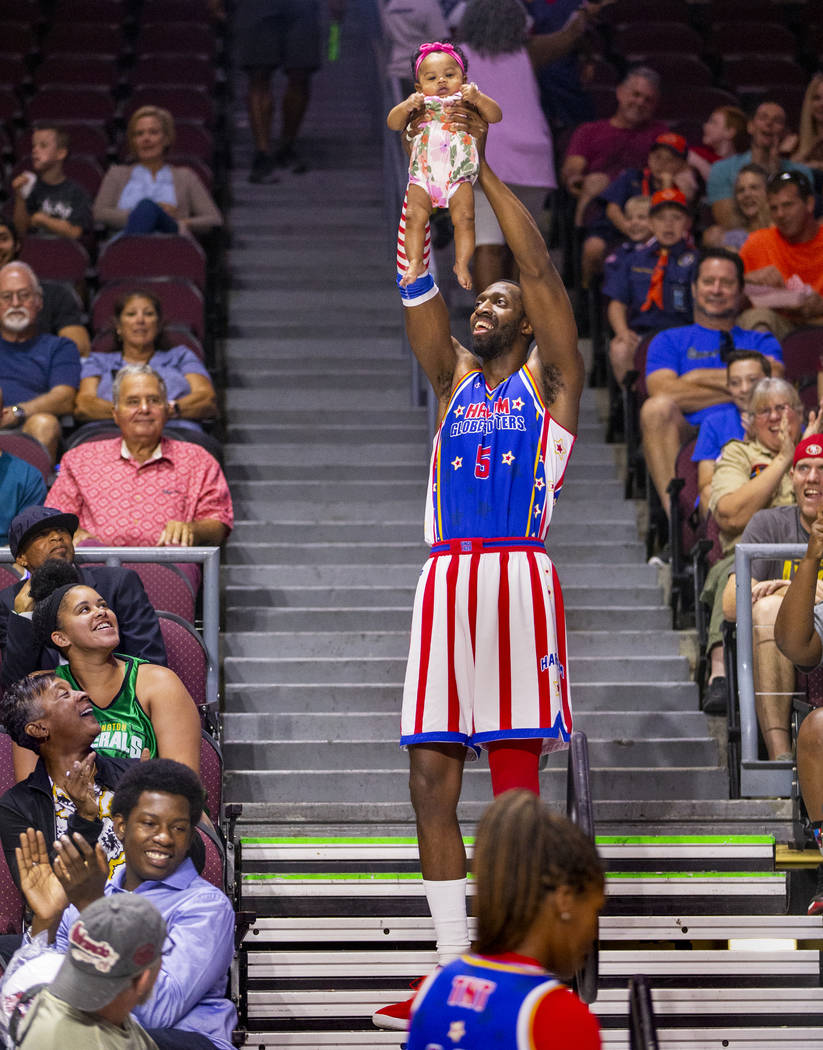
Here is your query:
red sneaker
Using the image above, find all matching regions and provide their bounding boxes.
[372,977,427,1031]
[808,894,823,916]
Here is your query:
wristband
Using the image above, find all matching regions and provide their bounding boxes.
[11,405,25,423]
[396,271,439,308]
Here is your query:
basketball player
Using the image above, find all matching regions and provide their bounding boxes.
[373,107,584,1029]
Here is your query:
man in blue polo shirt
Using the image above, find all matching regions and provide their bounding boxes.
[605,187,697,383]
[0,261,79,464]
[640,247,783,516]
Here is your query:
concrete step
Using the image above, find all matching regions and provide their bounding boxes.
[223,709,711,741]
[222,604,670,632]
[226,520,642,543]
[223,653,691,685]
[221,540,644,565]
[223,737,718,770]
[225,389,410,411]
[226,424,426,444]
[221,563,659,587]
[224,765,729,803]
[221,629,682,660]
[222,681,699,713]
[222,337,402,360]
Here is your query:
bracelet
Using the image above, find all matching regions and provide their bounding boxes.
[11,405,25,423]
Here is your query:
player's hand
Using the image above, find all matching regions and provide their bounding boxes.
[157,519,194,546]
[444,103,488,159]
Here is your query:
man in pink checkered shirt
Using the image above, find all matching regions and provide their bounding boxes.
[48,364,232,547]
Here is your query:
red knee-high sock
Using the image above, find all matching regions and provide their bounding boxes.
[487,739,542,797]
[396,188,431,278]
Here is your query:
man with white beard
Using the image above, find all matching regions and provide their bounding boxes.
[0,262,80,463]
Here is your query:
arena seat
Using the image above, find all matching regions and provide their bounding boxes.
[0,432,53,484]
[98,234,207,292]
[27,86,116,124]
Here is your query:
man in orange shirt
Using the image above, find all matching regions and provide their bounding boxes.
[738,171,823,339]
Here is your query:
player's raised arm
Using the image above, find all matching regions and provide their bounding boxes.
[475,141,584,434]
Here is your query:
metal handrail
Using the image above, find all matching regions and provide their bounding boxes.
[566,729,599,1004]
[628,975,660,1050]
[734,542,806,797]
[0,545,221,706]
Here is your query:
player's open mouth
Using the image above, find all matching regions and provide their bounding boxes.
[472,317,494,334]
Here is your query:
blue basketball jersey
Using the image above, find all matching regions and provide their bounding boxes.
[408,953,562,1050]
[425,365,575,544]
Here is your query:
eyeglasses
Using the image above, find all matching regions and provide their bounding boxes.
[753,402,795,419]
[0,289,36,306]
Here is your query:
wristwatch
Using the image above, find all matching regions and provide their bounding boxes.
[11,405,25,423]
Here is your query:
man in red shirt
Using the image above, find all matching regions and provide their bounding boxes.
[561,66,668,285]
[738,170,823,339]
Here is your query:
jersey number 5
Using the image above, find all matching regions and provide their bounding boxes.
[474,444,491,479]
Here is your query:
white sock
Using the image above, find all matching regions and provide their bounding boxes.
[423,877,470,966]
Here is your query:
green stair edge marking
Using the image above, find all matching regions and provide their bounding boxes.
[242,870,784,883]
[240,834,774,846]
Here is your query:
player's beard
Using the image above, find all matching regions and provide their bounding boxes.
[471,317,520,362]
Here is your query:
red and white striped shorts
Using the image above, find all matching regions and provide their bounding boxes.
[400,538,573,756]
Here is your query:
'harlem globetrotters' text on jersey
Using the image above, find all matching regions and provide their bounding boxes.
[400,362,576,755]
[424,364,575,543]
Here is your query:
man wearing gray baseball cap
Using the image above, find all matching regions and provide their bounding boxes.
[16,893,165,1049]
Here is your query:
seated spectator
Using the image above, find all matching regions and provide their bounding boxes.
[0,261,80,463]
[588,133,697,283]
[13,759,237,1050]
[0,220,90,357]
[407,791,604,1049]
[456,0,557,292]
[773,509,823,913]
[706,101,813,233]
[0,505,166,691]
[28,559,200,772]
[0,409,47,544]
[700,378,804,712]
[0,671,132,888]
[605,187,696,384]
[641,248,783,516]
[15,892,165,1050]
[693,349,772,515]
[688,105,748,183]
[722,436,823,758]
[47,365,233,547]
[738,171,823,338]
[560,67,668,286]
[790,73,823,177]
[94,106,222,238]
[11,124,93,242]
[703,163,770,251]
[75,290,217,434]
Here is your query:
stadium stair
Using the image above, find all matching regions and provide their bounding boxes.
[235,834,823,1048]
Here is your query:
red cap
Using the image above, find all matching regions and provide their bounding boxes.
[650,187,689,213]
[793,435,823,467]
[651,131,688,159]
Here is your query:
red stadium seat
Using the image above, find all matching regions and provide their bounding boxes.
[157,612,208,708]
[0,735,24,934]
[51,0,130,21]
[613,22,704,60]
[135,22,217,56]
[98,234,207,291]
[19,236,88,285]
[711,22,798,56]
[723,57,807,93]
[131,53,216,90]
[171,123,215,163]
[0,87,21,123]
[0,21,37,57]
[27,86,116,124]
[643,55,714,87]
[41,22,125,56]
[602,0,691,25]
[34,54,122,91]
[134,570,197,626]
[0,52,27,90]
[0,433,51,484]
[92,278,205,338]
[166,153,214,191]
[142,0,215,20]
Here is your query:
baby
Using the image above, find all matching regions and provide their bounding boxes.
[387,41,501,291]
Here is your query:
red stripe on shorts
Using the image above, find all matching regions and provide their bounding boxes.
[528,551,551,728]
[552,562,572,732]
[446,553,460,732]
[498,550,512,730]
[414,562,438,735]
